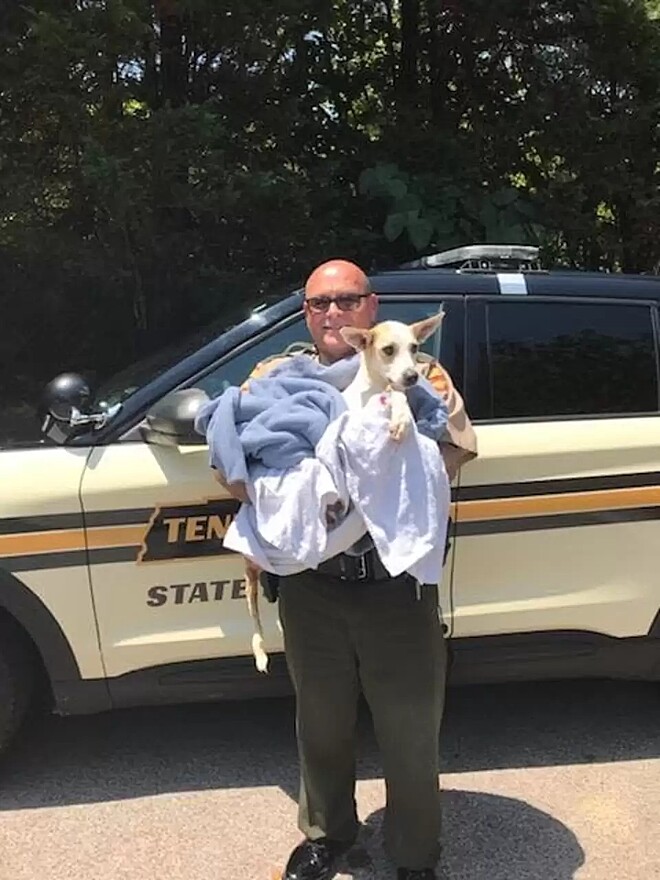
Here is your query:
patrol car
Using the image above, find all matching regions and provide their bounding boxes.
[1,245,659,757]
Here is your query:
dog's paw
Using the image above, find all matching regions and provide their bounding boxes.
[324,500,345,527]
[388,388,411,441]
[389,416,409,441]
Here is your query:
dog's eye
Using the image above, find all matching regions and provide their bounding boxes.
[381,344,395,357]
[410,343,419,354]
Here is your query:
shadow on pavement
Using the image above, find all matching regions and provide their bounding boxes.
[0,679,658,810]
[340,789,585,880]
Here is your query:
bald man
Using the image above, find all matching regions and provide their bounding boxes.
[225,260,477,880]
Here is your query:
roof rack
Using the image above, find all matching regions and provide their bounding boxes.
[401,244,543,272]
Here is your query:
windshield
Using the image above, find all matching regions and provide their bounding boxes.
[93,287,299,410]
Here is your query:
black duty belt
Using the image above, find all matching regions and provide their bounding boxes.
[317,547,393,582]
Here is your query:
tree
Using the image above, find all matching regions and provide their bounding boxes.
[1,1,658,441]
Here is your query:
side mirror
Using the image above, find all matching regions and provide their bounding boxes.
[141,388,210,447]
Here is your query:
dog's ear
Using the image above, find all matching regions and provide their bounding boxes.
[410,311,444,344]
[340,326,373,351]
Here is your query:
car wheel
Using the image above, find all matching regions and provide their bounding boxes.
[0,615,38,757]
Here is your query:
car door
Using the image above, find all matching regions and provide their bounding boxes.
[0,445,106,684]
[79,296,462,688]
[450,296,660,658]
[79,312,310,685]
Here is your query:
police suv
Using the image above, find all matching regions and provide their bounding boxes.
[1,245,659,757]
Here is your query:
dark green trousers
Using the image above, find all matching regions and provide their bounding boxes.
[278,570,447,870]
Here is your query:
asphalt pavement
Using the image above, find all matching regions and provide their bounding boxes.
[0,679,658,880]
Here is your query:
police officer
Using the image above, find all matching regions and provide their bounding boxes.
[219,260,477,880]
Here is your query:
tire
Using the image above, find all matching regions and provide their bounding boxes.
[0,614,38,757]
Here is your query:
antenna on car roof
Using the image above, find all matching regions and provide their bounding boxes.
[400,244,543,272]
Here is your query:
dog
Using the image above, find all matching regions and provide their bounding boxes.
[339,311,444,437]
[242,311,444,673]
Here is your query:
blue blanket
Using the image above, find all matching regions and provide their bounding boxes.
[194,352,449,484]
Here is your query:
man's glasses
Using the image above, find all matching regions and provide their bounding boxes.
[305,293,370,314]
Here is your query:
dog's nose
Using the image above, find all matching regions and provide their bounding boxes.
[402,369,418,387]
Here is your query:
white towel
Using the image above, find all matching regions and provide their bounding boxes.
[223,393,450,584]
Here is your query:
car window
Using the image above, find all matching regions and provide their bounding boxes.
[93,290,299,410]
[195,298,457,398]
[486,301,659,419]
[194,316,308,397]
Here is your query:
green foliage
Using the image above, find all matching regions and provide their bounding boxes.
[359,164,543,251]
[1,0,659,440]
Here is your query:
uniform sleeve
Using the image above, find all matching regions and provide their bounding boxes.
[240,355,290,390]
[422,360,478,480]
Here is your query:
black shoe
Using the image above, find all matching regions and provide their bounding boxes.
[283,837,353,880]
[397,869,436,880]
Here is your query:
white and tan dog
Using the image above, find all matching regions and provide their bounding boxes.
[244,312,444,673]
[340,312,444,438]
